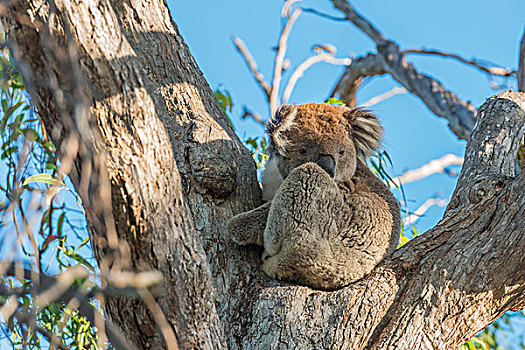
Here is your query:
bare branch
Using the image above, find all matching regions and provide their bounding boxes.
[241,106,265,125]
[360,87,407,107]
[331,0,478,140]
[138,289,179,350]
[232,36,272,100]
[34,324,70,350]
[390,154,464,188]
[301,7,346,22]
[331,0,386,45]
[270,6,302,115]
[282,44,351,104]
[404,48,516,77]
[402,197,449,226]
[519,29,525,92]
[0,264,140,350]
[331,53,386,107]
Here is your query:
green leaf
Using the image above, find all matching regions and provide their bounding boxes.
[22,173,63,187]
[245,137,258,150]
[0,146,17,160]
[77,236,90,251]
[57,212,66,239]
[324,97,346,106]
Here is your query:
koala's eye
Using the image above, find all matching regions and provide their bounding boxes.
[339,149,346,156]
[298,148,307,155]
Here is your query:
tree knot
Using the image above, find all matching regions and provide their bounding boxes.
[467,175,510,204]
[189,147,236,198]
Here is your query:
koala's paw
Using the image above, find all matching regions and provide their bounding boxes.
[288,162,335,187]
[262,254,286,281]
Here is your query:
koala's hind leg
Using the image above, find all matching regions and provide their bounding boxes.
[263,163,344,288]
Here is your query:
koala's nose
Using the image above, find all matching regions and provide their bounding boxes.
[316,155,335,177]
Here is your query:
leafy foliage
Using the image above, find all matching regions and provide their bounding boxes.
[214,87,234,128]
[0,36,102,349]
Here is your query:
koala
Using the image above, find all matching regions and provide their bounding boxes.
[228,103,400,290]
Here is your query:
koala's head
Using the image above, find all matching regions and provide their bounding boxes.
[266,103,382,184]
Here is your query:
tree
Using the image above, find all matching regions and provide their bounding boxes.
[0,0,524,349]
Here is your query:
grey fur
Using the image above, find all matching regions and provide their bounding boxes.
[228,103,400,290]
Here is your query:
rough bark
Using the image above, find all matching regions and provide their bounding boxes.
[3,1,525,350]
[331,53,385,107]
[2,0,260,348]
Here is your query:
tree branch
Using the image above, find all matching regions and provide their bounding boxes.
[360,87,407,107]
[402,197,449,226]
[232,36,272,100]
[282,44,351,104]
[330,0,386,45]
[390,154,464,188]
[270,6,302,115]
[330,53,386,107]
[403,48,516,77]
[331,0,478,140]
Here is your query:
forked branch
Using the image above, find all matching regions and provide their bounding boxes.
[330,0,514,140]
[234,0,351,118]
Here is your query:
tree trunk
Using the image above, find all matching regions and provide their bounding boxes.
[2,0,260,348]
[3,1,525,350]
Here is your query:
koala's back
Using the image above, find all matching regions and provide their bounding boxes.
[344,160,401,256]
[262,160,400,290]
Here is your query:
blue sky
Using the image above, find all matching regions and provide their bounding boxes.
[169,0,524,233]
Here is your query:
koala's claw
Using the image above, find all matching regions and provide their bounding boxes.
[262,255,284,281]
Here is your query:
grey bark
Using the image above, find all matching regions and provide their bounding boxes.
[2,0,259,348]
[2,1,525,350]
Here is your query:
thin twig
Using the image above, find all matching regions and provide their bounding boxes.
[34,324,70,350]
[403,197,449,226]
[390,154,464,188]
[301,7,346,21]
[282,44,351,104]
[0,263,140,350]
[360,87,407,107]
[270,6,302,115]
[404,48,516,77]
[232,36,271,100]
[241,106,265,125]
[138,288,180,350]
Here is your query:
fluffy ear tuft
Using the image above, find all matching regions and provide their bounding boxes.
[266,104,297,156]
[344,108,383,158]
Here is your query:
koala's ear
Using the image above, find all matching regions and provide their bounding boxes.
[266,104,297,156]
[343,108,383,158]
